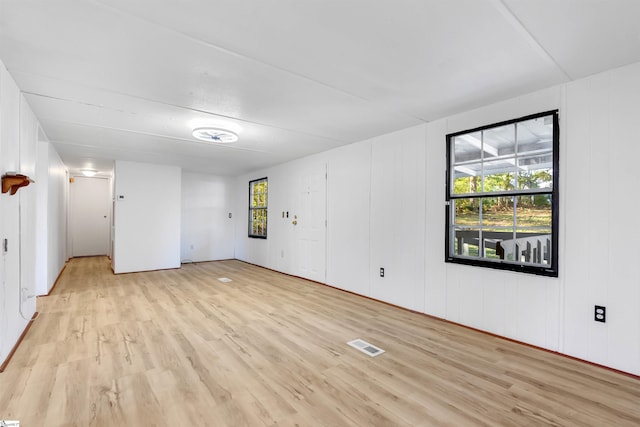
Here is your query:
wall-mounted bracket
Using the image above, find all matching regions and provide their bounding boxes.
[2,173,34,195]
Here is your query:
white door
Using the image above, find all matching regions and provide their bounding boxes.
[295,164,327,282]
[70,176,110,257]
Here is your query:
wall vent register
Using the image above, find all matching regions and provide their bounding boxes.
[347,339,385,357]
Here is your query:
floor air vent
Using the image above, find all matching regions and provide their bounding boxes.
[217,277,232,283]
[347,339,385,357]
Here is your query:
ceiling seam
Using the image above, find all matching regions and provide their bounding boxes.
[51,140,250,172]
[50,138,261,154]
[38,118,285,154]
[490,0,573,81]
[50,139,280,175]
[19,88,347,145]
[88,0,428,124]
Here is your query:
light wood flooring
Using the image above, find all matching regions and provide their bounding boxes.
[1,257,639,426]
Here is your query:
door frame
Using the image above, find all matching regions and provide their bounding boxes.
[68,175,112,257]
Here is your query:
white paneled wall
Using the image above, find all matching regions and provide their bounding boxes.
[35,130,49,296]
[424,119,448,318]
[370,125,426,312]
[234,168,274,270]
[46,143,68,291]
[113,161,181,273]
[234,155,328,281]
[35,130,68,296]
[181,172,235,262]
[0,63,24,366]
[233,61,640,375]
[0,62,66,365]
[326,141,372,295]
[18,95,38,317]
[434,86,563,350]
[268,162,296,275]
[563,62,640,374]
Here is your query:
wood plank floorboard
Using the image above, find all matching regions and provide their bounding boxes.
[1,256,639,426]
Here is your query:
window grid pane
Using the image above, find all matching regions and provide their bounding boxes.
[446,111,558,276]
[249,178,268,238]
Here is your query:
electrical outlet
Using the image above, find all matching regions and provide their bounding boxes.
[380,267,385,278]
[594,305,606,323]
[3,238,7,253]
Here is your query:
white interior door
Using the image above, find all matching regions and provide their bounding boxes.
[295,164,327,282]
[70,176,110,257]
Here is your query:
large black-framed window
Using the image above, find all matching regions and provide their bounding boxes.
[249,177,268,239]
[446,110,559,277]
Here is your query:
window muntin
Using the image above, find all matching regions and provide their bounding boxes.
[446,111,558,277]
[249,177,268,238]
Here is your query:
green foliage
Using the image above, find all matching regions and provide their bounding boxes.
[518,169,552,190]
[251,180,268,208]
[251,208,267,236]
[453,170,552,216]
[484,172,514,193]
[250,179,268,237]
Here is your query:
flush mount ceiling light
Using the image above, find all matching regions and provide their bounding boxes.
[81,169,97,177]
[192,127,239,144]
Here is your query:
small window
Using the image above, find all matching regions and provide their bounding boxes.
[446,111,559,277]
[249,177,268,238]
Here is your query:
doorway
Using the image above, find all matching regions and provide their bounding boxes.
[294,164,327,282]
[69,176,110,257]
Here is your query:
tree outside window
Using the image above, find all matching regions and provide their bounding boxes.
[249,178,268,238]
[446,111,559,277]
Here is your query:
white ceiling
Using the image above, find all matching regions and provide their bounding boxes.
[1,0,640,176]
